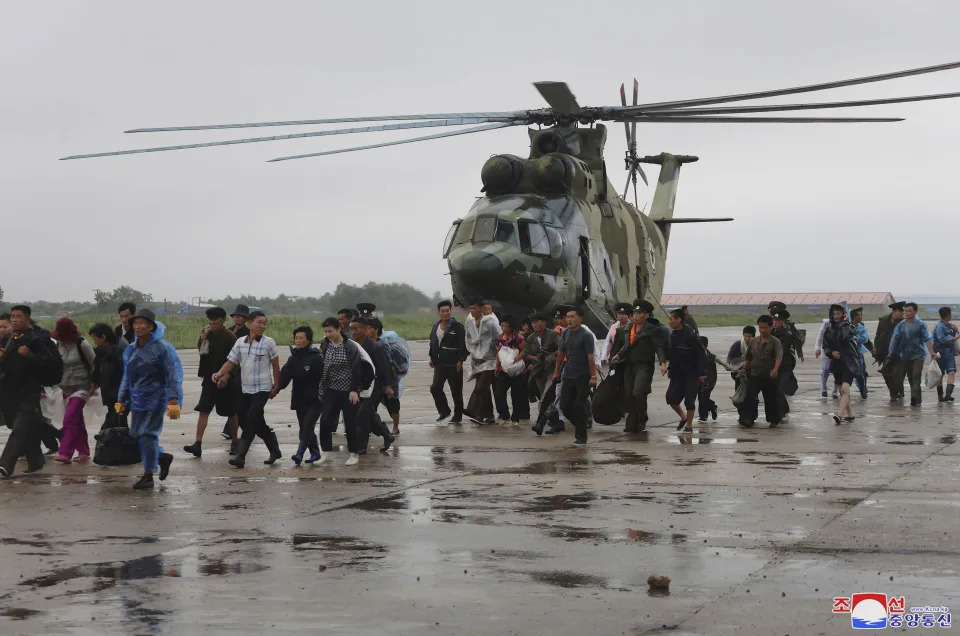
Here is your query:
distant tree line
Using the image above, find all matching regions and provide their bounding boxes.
[2,282,442,318]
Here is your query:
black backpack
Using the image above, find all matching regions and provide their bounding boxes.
[37,338,64,387]
[93,427,141,466]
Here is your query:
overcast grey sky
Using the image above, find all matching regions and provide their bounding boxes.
[2,1,958,303]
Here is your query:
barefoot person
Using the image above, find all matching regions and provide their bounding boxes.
[665,309,707,434]
[821,305,859,425]
[115,309,182,490]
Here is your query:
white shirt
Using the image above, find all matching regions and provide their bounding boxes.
[227,335,279,394]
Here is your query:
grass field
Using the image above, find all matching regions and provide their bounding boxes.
[34,310,861,350]
[34,314,440,350]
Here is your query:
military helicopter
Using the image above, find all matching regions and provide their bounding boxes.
[63,60,960,336]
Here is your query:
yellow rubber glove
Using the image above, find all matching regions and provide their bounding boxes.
[115,402,126,415]
[166,404,181,420]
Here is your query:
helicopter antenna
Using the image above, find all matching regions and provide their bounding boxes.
[620,78,648,206]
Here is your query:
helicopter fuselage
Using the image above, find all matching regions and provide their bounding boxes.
[443,124,682,337]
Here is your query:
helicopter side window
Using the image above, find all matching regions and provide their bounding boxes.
[518,221,551,256]
[545,226,564,259]
[474,217,497,242]
[494,220,519,247]
[443,221,460,256]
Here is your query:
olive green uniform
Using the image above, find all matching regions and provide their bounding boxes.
[611,321,667,432]
[874,313,904,399]
[772,325,802,417]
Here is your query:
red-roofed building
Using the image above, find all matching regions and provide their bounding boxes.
[660,292,896,316]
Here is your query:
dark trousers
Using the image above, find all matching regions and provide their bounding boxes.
[430,365,463,417]
[624,363,654,431]
[0,401,45,474]
[238,391,273,446]
[894,359,925,401]
[697,387,715,420]
[854,354,868,396]
[357,397,392,451]
[494,372,530,421]
[296,402,322,449]
[559,375,591,442]
[535,380,561,429]
[745,375,780,425]
[319,390,359,453]
[467,370,495,420]
[881,358,904,398]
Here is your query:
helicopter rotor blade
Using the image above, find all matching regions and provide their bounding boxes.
[622,172,631,200]
[534,81,581,115]
[620,115,904,123]
[625,91,960,116]
[125,112,525,133]
[627,60,960,111]
[60,118,508,160]
[619,83,631,146]
[630,77,639,150]
[637,163,648,186]
[268,121,517,162]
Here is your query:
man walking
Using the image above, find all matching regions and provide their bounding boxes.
[115,302,136,345]
[229,305,251,339]
[850,308,871,399]
[88,323,128,429]
[553,307,597,446]
[428,300,467,423]
[771,308,803,417]
[185,307,239,458]
[611,300,667,433]
[665,309,707,433]
[932,307,959,402]
[874,301,906,401]
[465,299,501,424]
[350,318,397,452]
[0,305,56,477]
[741,315,782,428]
[889,302,937,406]
[600,303,632,366]
[822,304,860,424]
[214,311,283,468]
[526,312,561,434]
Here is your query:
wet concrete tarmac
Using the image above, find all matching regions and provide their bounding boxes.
[0,325,957,634]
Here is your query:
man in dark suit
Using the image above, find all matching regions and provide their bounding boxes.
[428,300,468,423]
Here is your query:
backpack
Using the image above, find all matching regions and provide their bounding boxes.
[63,340,93,376]
[93,426,141,466]
[37,338,64,387]
[380,332,411,376]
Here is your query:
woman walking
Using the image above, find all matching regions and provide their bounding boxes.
[51,318,97,463]
[277,326,323,465]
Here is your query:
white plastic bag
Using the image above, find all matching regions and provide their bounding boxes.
[924,359,943,391]
[497,347,525,377]
[954,336,960,356]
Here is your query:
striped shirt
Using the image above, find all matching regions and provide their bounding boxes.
[227,335,279,394]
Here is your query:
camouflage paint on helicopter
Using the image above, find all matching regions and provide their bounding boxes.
[444,124,697,337]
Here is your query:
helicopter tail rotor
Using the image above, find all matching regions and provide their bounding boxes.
[621,78,647,207]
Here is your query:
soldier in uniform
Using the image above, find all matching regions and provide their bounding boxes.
[874,301,906,401]
[771,308,803,418]
[610,300,667,433]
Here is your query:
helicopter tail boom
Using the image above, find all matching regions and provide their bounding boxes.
[639,153,698,245]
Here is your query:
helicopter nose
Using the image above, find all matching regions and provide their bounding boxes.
[459,250,503,274]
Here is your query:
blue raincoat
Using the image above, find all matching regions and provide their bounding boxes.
[889,319,931,361]
[118,321,183,412]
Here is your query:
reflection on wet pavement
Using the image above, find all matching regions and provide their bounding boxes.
[0,330,957,634]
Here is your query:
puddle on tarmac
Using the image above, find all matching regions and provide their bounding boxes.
[500,451,651,475]
[1,607,42,620]
[666,437,759,445]
[522,492,596,513]
[292,534,388,569]
[940,435,957,444]
[20,552,270,591]
[345,492,408,512]
[528,570,608,589]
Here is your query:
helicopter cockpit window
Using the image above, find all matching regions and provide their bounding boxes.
[494,220,519,247]
[474,217,497,242]
[518,220,550,256]
[443,221,460,256]
[545,226,564,259]
[454,217,476,245]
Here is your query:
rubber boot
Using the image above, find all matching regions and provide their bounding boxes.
[183,441,202,457]
[228,438,252,468]
[263,430,282,465]
[291,441,307,465]
[937,385,945,402]
[946,384,956,402]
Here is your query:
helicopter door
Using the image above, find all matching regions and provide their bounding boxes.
[579,236,591,296]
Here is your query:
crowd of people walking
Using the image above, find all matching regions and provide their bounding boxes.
[0,297,956,488]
